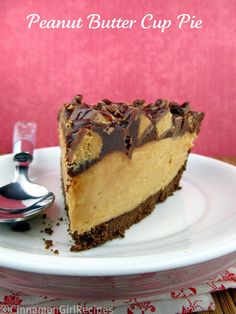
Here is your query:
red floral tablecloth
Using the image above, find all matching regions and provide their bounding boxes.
[0,266,236,314]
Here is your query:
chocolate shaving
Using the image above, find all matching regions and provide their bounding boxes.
[60,95,204,176]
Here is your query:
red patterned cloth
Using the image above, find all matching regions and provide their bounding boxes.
[0,267,236,314]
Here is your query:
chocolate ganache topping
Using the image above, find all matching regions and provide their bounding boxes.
[60,95,204,176]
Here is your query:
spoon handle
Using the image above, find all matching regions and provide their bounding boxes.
[13,122,37,164]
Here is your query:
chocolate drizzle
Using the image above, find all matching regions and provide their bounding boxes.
[60,95,204,176]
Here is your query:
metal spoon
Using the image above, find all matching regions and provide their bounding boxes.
[0,122,55,223]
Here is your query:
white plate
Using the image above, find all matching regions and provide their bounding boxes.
[0,147,236,298]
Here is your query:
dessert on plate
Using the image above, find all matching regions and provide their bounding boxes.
[58,95,204,251]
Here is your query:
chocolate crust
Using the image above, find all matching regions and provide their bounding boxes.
[70,163,186,252]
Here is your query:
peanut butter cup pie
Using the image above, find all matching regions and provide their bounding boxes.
[58,95,204,251]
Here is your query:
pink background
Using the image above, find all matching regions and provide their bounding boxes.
[0,0,235,155]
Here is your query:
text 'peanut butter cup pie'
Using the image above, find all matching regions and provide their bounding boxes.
[58,95,204,251]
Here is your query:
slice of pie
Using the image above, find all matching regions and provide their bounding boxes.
[58,95,204,251]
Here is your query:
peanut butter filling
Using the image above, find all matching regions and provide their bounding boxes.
[62,132,196,234]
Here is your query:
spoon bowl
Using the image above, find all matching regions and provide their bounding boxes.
[0,122,55,223]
